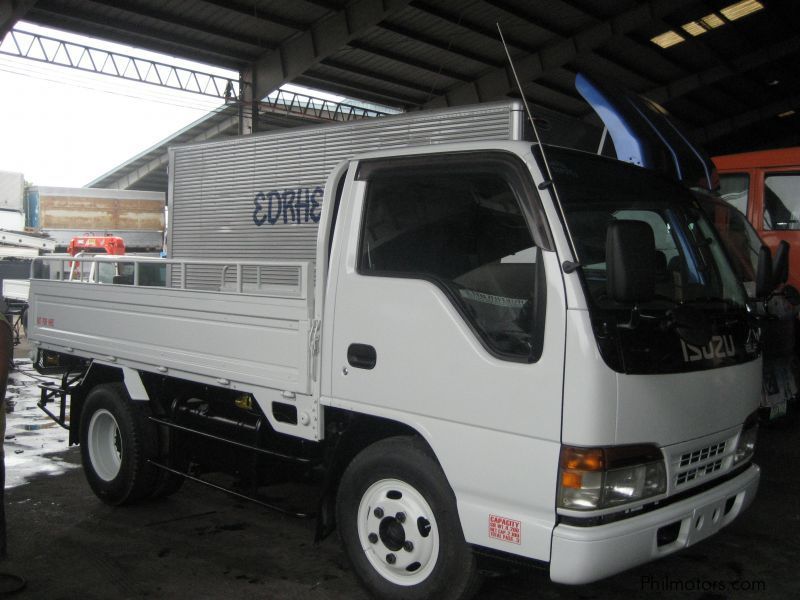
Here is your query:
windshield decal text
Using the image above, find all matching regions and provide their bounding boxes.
[680,335,735,363]
[253,187,322,226]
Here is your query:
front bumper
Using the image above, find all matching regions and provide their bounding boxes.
[550,463,760,585]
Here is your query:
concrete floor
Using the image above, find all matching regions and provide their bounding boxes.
[1,390,799,599]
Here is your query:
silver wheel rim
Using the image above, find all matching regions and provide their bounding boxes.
[87,409,122,481]
[357,478,439,586]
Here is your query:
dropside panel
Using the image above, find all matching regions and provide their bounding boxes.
[28,280,313,396]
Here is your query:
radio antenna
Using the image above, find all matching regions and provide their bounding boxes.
[496,22,554,187]
[496,22,580,271]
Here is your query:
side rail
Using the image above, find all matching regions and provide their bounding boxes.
[30,254,314,300]
[26,255,318,400]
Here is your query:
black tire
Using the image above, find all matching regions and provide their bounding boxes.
[145,417,183,499]
[79,382,160,505]
[153,476,184,498]
[336,436,481,600]
[149,462,184,499]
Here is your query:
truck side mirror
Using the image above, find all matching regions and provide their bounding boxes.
[773,240,790,287]
[755,245,773,299]
[606,220,656,303]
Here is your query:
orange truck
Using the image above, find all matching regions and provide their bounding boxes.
[66,235,127,283]
[713,147,800,289]
[66,235,126,257]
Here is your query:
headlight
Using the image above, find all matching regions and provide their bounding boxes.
[559,444,666,510]
[733,412,758,466]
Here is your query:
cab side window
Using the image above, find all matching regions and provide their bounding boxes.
[357,154,546,362]
[719,173,750,215]
[763,173,800,230]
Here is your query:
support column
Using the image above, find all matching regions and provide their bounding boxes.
[1,1,38,38]
[238,66,257,135]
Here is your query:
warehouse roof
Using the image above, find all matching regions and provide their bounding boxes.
[3,0,798,186]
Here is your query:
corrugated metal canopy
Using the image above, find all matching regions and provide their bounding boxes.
[4,0,799,163]
[84,104,321,191]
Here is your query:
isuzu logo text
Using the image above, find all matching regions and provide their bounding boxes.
[680,335,736,363]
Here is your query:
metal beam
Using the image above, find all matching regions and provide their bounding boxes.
[505,0,736,125]
[0,28,241,99]
[248,0,412,102]
[484,0,571,37]
[58,0,267,49]
[257,87,392,121]
[553,0,689,85]
[409,0,695,113]
[0,0,36,37]
[410,0,539,54]
[693,95,800,143]
[646,36,800,105]
[378,21,503,68]
[642,15,748,117]
[26,7,251,68]
[423,0,696,108]
[1,27,393,122]
[321,57,445,95]
[295,72,421,107]
[539,0,788,125]
[347,39,472,81]
[303,0,340,10]
[198,0,307,32]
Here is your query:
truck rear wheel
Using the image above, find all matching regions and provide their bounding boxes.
[336,436,481,600]
[79,383,159,505]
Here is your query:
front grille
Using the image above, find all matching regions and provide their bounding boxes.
[676,458,724,486]
[679,442,726,467]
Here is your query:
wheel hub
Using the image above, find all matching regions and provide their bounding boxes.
[357,478,440,586]
[87,408,123,482]
[378,516,406,551]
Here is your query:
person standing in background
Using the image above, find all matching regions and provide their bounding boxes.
[0,312,25,593]
[0,312,11,559]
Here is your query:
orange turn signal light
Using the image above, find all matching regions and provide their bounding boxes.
[561,471,583,489]
[560,447,605,471]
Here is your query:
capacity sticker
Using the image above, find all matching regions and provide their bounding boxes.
[488,514,521,545]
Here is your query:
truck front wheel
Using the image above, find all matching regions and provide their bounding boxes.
[336,436,481,600]
[79,383,159,505]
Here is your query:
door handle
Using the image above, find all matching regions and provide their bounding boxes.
[347,343,377,370]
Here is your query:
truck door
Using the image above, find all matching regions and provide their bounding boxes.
[324,150,567,561]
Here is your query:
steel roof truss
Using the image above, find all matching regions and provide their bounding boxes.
[248,0,412,101]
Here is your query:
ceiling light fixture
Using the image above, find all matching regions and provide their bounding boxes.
[651,30,685,48]
[653,2,763,49]
[681,22,705,36]
[778,110,796,118]
[682,13,726,36]
[720,0,765,21]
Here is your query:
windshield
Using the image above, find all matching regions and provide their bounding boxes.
[549,149,746,309]
[545,146,756,374]
[698,195,761,297]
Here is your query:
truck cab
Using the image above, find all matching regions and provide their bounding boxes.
[323,140,761,586]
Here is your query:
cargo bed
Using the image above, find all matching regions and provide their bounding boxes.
[27,254,321,440]
[2,277,29,302]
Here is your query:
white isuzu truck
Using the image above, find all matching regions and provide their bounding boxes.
[27,92,761,600]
